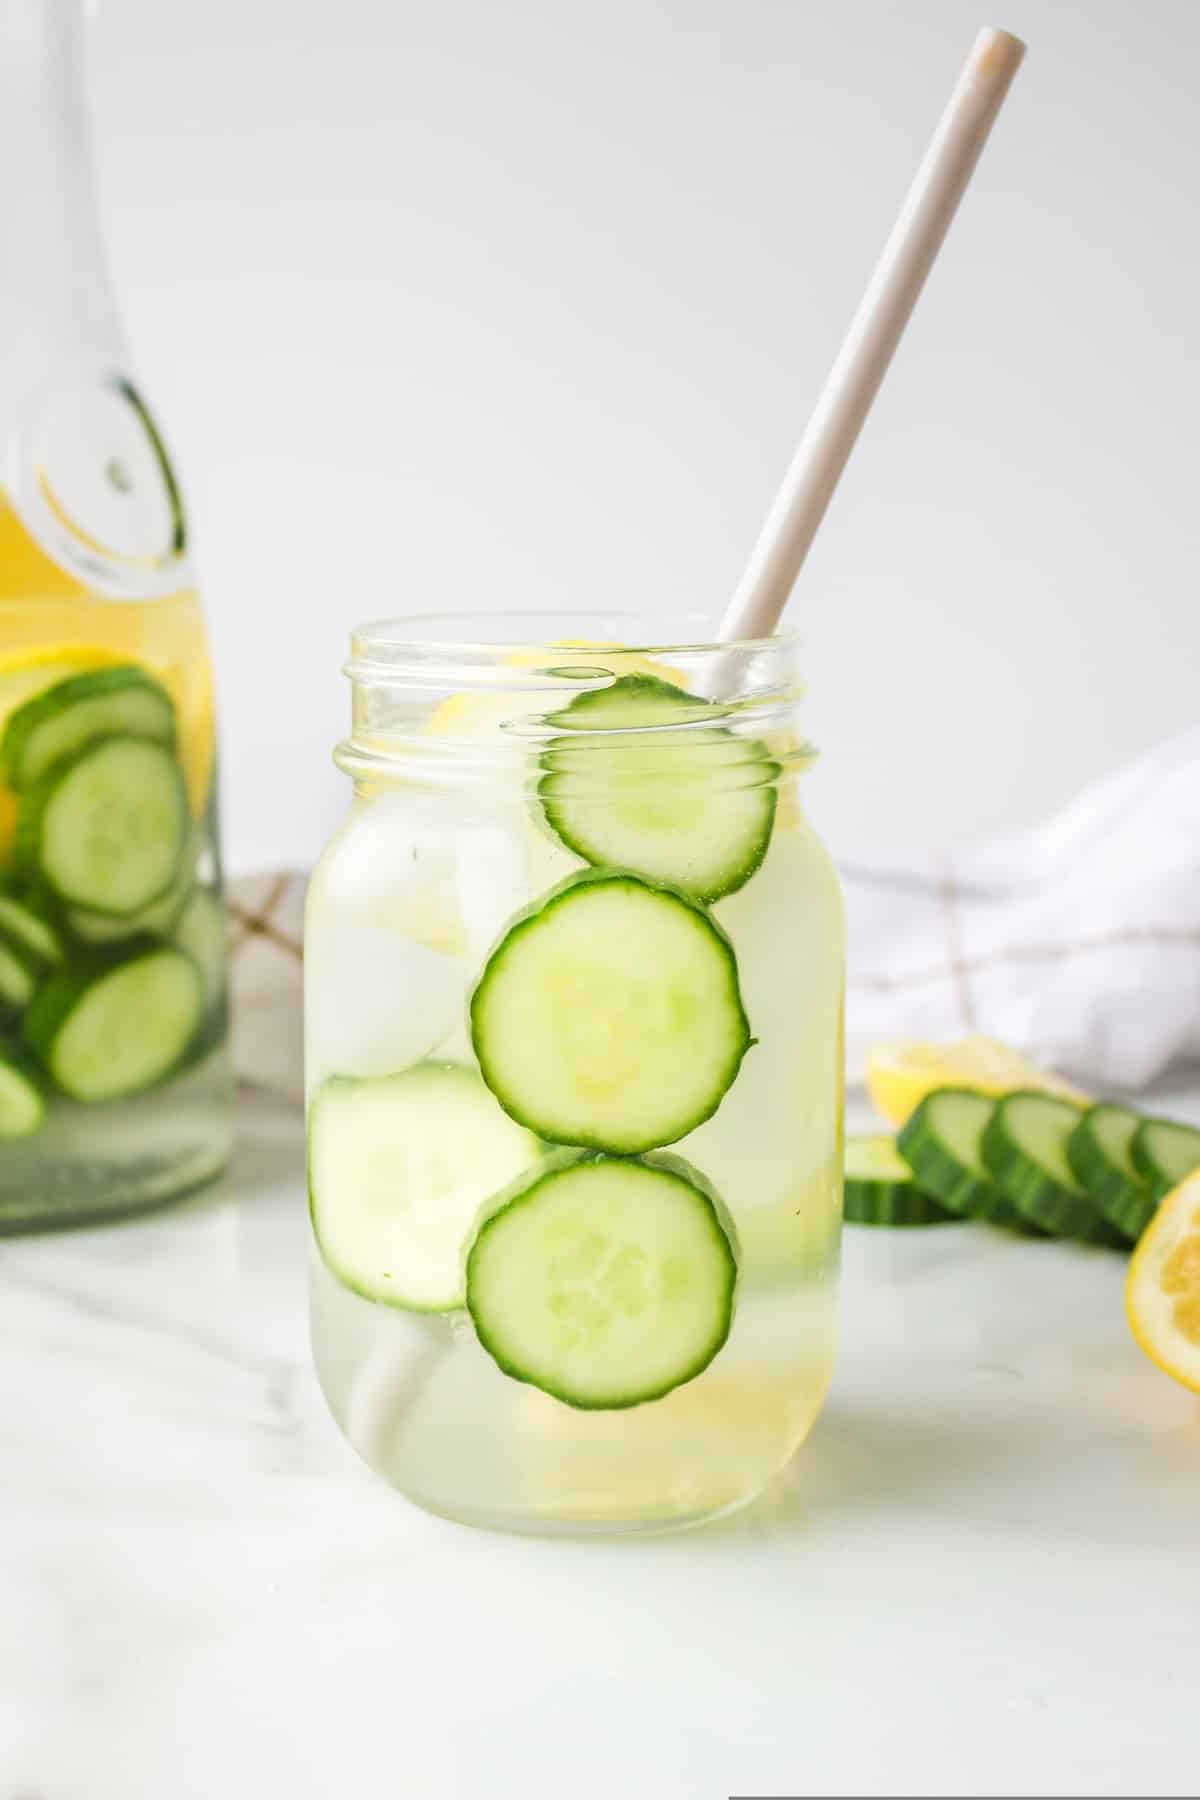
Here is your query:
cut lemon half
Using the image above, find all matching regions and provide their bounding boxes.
[865,1035,1090,1126]
[1126,1170,1200,1393]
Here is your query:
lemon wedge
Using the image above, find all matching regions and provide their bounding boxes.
[1126,1170,1200,1393]
[864,1035,1089,1126]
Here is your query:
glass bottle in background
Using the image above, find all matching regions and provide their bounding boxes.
[0,0,232,1226]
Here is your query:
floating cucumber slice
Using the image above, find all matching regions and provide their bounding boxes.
[465,1148,739,1410]
[66,853,194,945]
[981,1091,1129,1246]
[897,1088,1036,1232]
[538,674,777,902]
[0,891,62,968]
[308,1063,542,1312]
[172,888,226,1010]
[24,943,203,1101]
[0,940,36,1017]
[0,1050,45,1138]
[470,867,753,1154]
[1131,1116,1200,1208]
[1068,1103,1153,1240]
[17,736,188,918]
[844,1133,956,1226]
[1,663,175,789]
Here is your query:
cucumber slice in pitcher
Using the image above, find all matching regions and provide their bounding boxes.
[0,890,62,968]
[1,663,175,789]
[470,867,753,1154]
[844,1133,956,1226]
[466,1148,739,1410]
[24,943,203,1101]
[0,1049,45,1139]
[0,939,37,1018]
[172,888,227,1010]
[982,1091,1130,1246]
[17,736,188,917]
[538,674,778,902]
[309,1063,542,1312]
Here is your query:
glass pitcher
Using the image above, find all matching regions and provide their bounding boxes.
[307,615,844,1533]
[0,0,232,1227]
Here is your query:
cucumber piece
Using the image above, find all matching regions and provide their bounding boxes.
[1131,1116,1200,1208]
[1068,1103,1154,1240]
[66,855,193,945]
[538,674,777,902]
[470,867,753,1154]
[0,939,36,1016]
[172,888,227,1010]
[844,1133,957,1226]
[17,736,188,918]
[0,1049,45,1138]
[0,891,62,968]
[465,1148,739,1410]
[309,1063,542,1312]
[24,943,203,1101]
[1,663,175,789]
[897,1088,1036,1231]
[982,1091,1129,1246]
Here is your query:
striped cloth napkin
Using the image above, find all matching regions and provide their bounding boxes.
[230,729,1200,1104]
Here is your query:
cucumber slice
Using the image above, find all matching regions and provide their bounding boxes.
[465,1148,739,1410]
[538,674,777,902]
[470,867,753,1153]
[1068,1103,1154,1240]
[1131,1116,1200,1207]
[981,1091,1129,1246]
[66,855,193,945]
[1,664,175,789]
[897,1088,1035,1231]
[0,1049,45,1138]
[172,888,227,1009]
[0,891,62,968]
[24,943,202,1101]
[309,1063,542,1312]
[17,736,188,917]
[0,940,36,1016]
[844,1133,957,1226]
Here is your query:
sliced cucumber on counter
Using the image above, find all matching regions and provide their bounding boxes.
[470,867,752,1154]
[844,1134,956,1226]
[0,891,62,968]
[24,943,203,1101]
[172,888,227,1010]
[897,1088,1035,1231]
[465,1148,739,1410]
[538,674,777,902]
[0,1049,45,1139]
[1068,1103,1153,1241]
[1131,1116,1200,1207]
[1,664,175,789]
[981,1091,1129,1246]
[17,736,188,917]
[309,1063,542,1312]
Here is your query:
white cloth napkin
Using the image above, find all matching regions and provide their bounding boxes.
[230,729,1200,1104]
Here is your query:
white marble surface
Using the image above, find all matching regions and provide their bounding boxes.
[4,1085,1199,1799]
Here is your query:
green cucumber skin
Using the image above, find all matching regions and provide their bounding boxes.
[469,865,753,1155]
[981,1093,1129,1247]
[22,941,202,1100]
[843,1177,957,1227]
[0,890,63,969]
[0,938,37,1018]
[1131,1117,1200,1203]
[1067,1106,1153,1239]
[0,1046,46,1139]
[15,737,188,919]
[465,1147,739,1412]
[896,1090,1035,1232]
[540,781,775,906]
[1,663,175,789]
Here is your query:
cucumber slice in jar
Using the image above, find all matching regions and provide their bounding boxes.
[1131,1116,1200,1207]
[981,1091,1129,1246]
[470,867,753,1154]
[1067,1103,1154,1241]
[844,1134,956,1226]
[0,939,37,1018]
[897,1088,1036,1231]
[0,890,62,968]
[465,1149,739,1410]
[0,1049,45,1139]
[538,674,778,903]
[172,888,227,1010]
[65,853,194,945]
[1,664,176,790]
[16,736,188,917]
[24,943,203,1101]
[308,1063,542,1313]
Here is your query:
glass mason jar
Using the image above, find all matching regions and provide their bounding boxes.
[307,613,844,1534]
[0,1,232,1227]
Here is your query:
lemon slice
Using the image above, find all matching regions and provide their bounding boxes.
[1126,1170,1200,1392]
[865,1035,1089,1126]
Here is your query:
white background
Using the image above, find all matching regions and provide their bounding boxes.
[88,0,1200,874]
